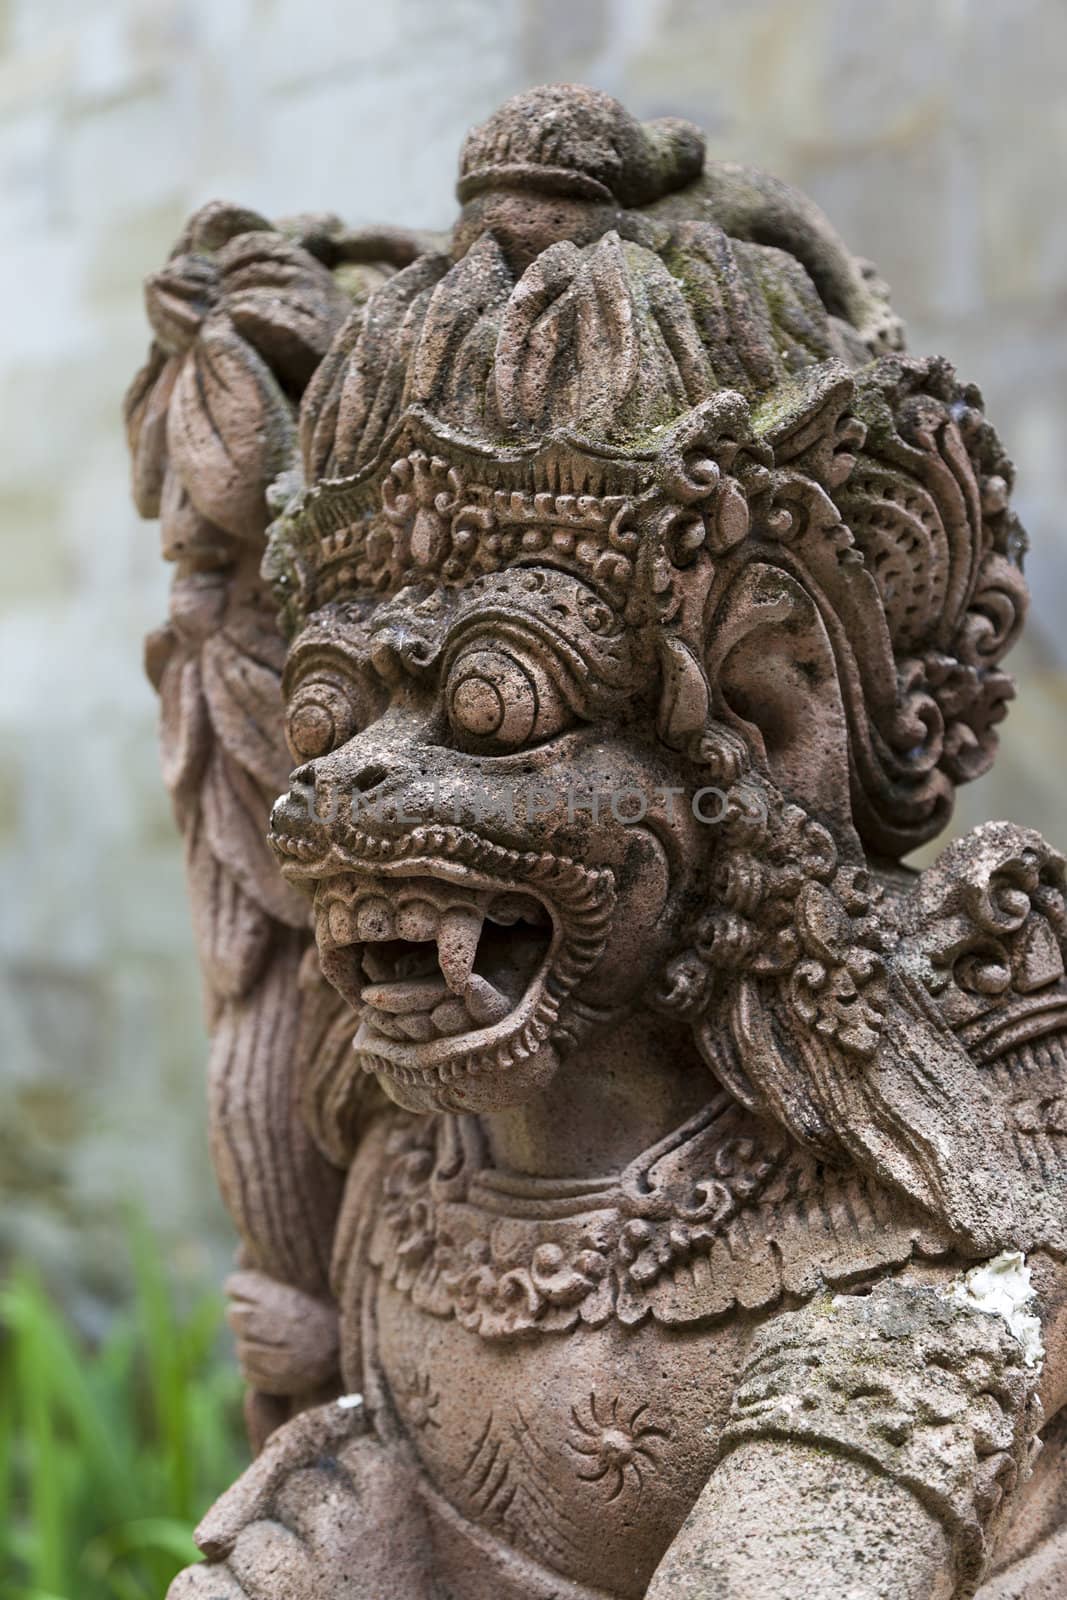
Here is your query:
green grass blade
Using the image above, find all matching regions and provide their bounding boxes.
[83,1514,199,1571]
[128,1223,194,1522]
[0,1233,244,1600]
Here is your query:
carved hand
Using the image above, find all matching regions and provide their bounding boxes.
[225,1269,341,1395]
[168,1397,438,1600]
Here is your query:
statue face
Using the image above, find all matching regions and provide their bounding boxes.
[269,564,707,1114]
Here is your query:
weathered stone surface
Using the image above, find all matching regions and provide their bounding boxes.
[5,0,1067,1316]
[125,83,1067,1598]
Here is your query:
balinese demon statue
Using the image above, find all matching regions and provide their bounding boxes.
[125,86,1067,1599]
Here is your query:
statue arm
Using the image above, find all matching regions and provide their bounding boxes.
[647,1438,954,1600]
[648,1278,1043,1600]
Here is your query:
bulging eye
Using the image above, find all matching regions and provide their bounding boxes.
[285,677,356,760]
[446,646,571,750]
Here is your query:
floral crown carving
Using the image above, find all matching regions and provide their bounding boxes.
[265,384,781,628]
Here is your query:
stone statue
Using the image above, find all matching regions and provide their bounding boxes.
[125,85,1067,1599]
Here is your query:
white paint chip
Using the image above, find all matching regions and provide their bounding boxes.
[337,1392,364,1411]
[941,1250,1045,1370]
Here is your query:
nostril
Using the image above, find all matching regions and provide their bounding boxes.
[352,763,388,794]
[290,763,316,787]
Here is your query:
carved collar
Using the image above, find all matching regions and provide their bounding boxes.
[366,1096,952,1338]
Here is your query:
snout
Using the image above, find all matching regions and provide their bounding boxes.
[268,710,439,875]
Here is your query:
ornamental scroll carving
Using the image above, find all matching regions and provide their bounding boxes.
[125,86,1066,1600]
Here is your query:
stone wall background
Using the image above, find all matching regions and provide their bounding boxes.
[1,0,1064,1314]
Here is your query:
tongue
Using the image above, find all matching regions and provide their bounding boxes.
[436,907,483,995]
[465,975,512,1026]
[360,977,452,1015]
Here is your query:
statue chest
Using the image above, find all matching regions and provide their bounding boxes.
[334,1106,954,1592]
[374,1278,748,1599]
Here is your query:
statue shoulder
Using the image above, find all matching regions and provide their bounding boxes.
[893,820,1067,1255]
[896,820,1067,1065]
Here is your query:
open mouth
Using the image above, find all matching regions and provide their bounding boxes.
[314,873,558,1088]
[285,823,618,1108]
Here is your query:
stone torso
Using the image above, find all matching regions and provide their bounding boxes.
[333,1102,969,1595]
[377,1290,740,1597]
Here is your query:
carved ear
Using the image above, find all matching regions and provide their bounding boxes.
[707,562,855,840]
[656,635,710,748]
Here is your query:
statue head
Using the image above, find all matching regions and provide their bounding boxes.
[256,87,1027,1157]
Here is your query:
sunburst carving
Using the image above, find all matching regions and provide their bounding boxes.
[567,1393,669,1500]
